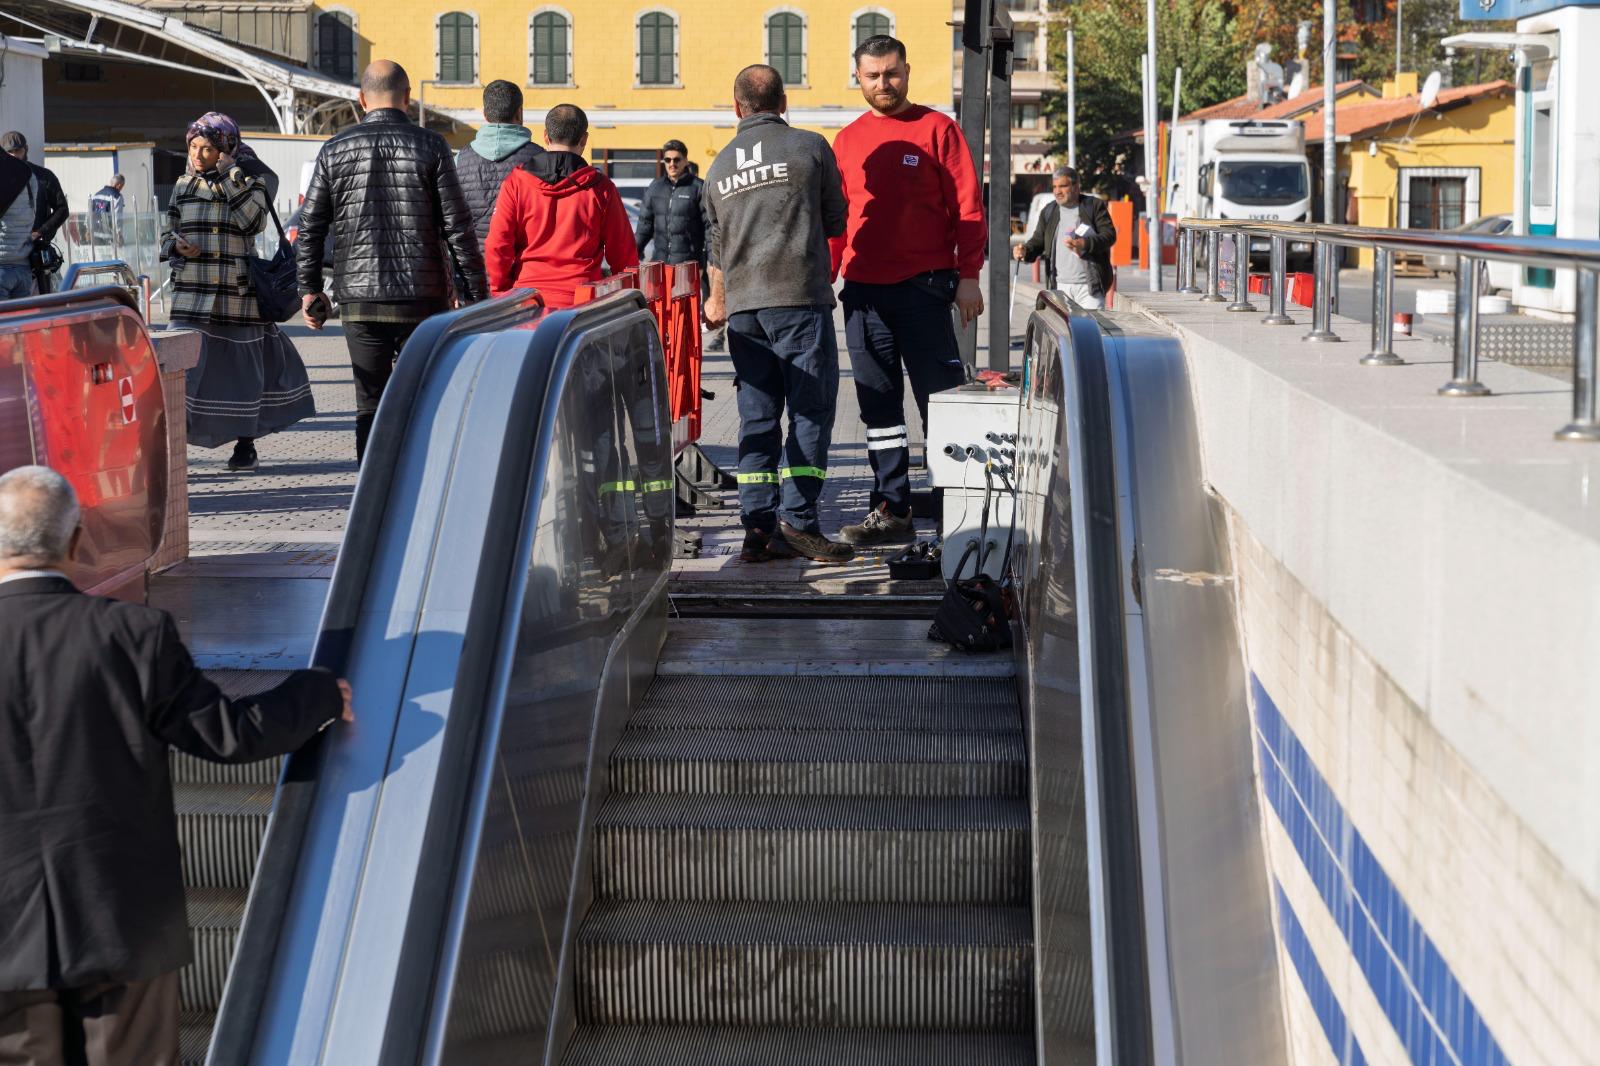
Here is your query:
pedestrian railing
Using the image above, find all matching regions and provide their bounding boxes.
[1174,219,1600,441]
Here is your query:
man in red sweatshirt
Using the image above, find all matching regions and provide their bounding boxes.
[484,103,638,307]
[829,34,986,546]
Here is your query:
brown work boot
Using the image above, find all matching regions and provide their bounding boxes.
[773,522,855,564]
[840,502,915,546]
[740,528,780,563]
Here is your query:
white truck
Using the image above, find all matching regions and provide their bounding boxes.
[1167,118,1314,270]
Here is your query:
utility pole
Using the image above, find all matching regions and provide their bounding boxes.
[1323,0,1336,226]
[1066,22,1076,169]
[1144,0,1161,290]
[958,0,989,370]
[1396,0,1404,78]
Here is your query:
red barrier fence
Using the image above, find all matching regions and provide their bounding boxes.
[1248,272,1316,308]
[579,261,702,458]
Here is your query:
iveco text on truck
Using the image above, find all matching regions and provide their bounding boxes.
[1167,118,1314,269]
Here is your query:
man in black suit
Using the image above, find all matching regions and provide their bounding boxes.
[0,466,352,1065]
[1014,165,1117,309]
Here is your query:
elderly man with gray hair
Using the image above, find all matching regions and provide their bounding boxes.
[1014,164,1117,309]
[0,466,351,1065]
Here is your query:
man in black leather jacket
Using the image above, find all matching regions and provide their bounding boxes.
[296,60,488,462]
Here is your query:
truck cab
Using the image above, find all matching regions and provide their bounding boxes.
[1169,119,1315,268]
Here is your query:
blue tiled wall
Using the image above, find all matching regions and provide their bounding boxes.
[1277,878,1370,1066]
[1253,675,1511,1066]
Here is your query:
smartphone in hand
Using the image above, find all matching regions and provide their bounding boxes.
[306,293,332,329]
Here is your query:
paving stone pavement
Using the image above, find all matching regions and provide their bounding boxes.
[183,278,1038,566]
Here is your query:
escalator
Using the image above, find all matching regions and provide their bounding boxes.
[162,289,1285,1064]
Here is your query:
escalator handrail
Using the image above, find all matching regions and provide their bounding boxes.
[379,291,660,1060]
[1026,291,1156,1065]
[0,284,140,318]
[211,289,645,1063]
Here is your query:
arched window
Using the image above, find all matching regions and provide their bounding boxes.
[636,10,677,86]
[436,11,476,85]
[853,9,892,47]
[530,9,571,85]
[766,11,805,87]
[849,8,894,84]
[315,11,356,82]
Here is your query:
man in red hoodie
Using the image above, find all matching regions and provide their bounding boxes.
[829,34,986,546]
[484,103,638,307]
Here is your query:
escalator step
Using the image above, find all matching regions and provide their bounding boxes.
[575,900,1033,1030]
[170,751,282,786]
[595,794,1029,903]
[182,886,246,1012]
[179,1010,214,1066]
[610,728,1025,797]
[175,782,274,888]
[561,1025,1042,1065]
[634,675,1022,733]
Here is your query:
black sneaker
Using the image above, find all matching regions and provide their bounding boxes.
[774,522,855,564]
[226,442,257,472]
[840,503,914,546]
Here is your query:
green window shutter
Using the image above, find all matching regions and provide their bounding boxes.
[638,12,674,84]
[855,11,890,46]
[532,12,569,84]
[767,13,803,86]
[439,12,473,83]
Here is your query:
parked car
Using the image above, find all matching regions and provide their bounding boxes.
[1422,214,1516,292]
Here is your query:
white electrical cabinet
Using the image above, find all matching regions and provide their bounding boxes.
[925,384,1021,580]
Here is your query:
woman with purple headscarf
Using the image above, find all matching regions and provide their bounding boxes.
[161,112,313,471]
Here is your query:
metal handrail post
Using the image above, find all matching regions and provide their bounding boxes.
[1440,258,1491,396]
[1178,227,1201,293]
[138,275,153,322]
[1200,230,1226,302]
[1555,267,1600,440]
[1262,234,1294,325]
[1302,240,1339,341]
[1227,232,1257,311]
[1361,247,1404,366]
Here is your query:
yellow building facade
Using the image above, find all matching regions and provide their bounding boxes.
[1308,75,1515,269]
[309,0,954,168]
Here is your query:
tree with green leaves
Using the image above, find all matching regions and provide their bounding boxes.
[1042,0,1247,191]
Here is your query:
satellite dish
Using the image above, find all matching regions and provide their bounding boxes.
[1419,70,1443,110]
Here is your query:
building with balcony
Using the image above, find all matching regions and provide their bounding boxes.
[299,0,954,173]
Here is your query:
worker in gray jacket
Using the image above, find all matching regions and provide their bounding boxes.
[703,64,851,565]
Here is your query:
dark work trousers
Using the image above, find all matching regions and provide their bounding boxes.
[727,305,839,534]
[842,278,967,513]
[344,319,423,463]
[0,971,179,1066]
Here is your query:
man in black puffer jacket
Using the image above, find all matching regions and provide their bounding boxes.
[634,140,706,266]
[456,80,545,248]
[636,139,719,347]
[297,59,488,462]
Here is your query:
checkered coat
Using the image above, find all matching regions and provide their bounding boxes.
[161,168,271,324]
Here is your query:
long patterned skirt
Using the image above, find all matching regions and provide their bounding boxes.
[178,320,317,448]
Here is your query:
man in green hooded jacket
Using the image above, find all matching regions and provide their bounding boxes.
[456,80,546,248]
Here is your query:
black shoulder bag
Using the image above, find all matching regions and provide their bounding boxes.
[248,194,299,323]
[928,465,1015,654]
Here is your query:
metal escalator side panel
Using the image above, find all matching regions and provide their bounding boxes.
[421,307,673,1063]
[1102,327,1287,1064]
[243,329,516,1064]
[207,292,548,1066]
[1014,298,1152,1064]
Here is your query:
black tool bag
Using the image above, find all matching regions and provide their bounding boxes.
[928,572,1012,653]
[248,198,299,323]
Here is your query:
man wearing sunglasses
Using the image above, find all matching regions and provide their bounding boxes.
[636,140,720,349]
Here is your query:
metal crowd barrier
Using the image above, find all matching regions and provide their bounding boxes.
[1174,219,1600,441]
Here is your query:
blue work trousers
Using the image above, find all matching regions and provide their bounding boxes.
[727,305,839,534]
[842,277,967,513]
